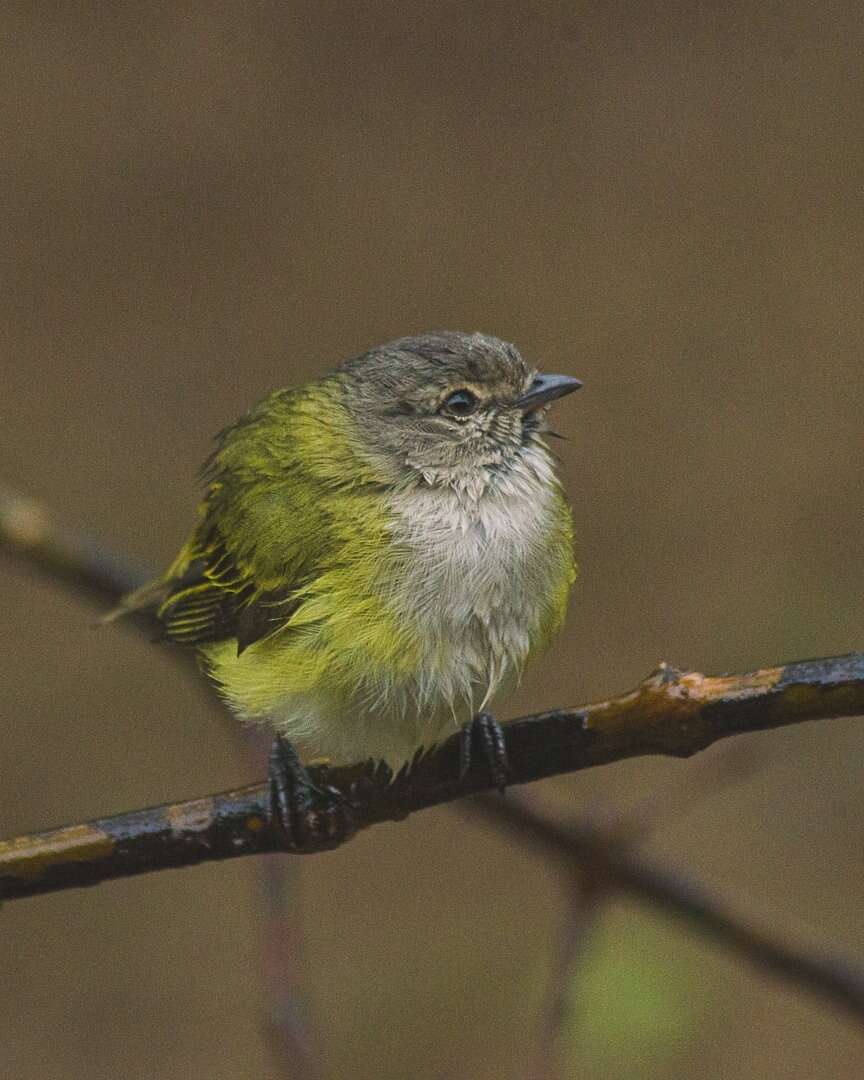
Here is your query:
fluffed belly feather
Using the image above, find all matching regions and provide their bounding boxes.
[202,462,573,771]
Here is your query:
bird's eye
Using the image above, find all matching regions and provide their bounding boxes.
[439,388,479,418]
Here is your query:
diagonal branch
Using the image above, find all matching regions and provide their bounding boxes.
[1,651,863,904]
[3,485,864,1028]
[0,485,153,614]
[472,793,864,1026]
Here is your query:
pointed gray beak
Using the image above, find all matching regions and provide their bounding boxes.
[516,373,583,413]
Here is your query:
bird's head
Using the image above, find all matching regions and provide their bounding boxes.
[337,331,581,492]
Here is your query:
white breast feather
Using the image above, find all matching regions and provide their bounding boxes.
[386,443,559,736]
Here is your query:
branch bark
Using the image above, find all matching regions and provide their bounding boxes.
[2,651,863,903]
[3,485,864,1027]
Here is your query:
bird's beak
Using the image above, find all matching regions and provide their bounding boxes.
[516,373,583,413]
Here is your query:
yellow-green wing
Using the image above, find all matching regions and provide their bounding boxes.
[113,383,353,652]
[156,525,296,652]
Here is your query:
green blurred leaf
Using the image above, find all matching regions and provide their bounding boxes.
[562,911,706,1080]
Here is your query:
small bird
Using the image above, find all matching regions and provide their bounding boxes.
[111,331,580,846]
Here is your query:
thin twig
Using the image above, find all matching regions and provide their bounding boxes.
[0,485,153,616]
[525,878,607,1080]
[470,793,864,1025]
[247,733,323,1080]
[521,740,764,1079]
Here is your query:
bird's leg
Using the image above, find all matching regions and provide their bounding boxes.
[268,736,356,852]
[459,711,510,793]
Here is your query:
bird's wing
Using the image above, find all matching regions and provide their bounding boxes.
[154,514,301,653]
[110,386,341,653]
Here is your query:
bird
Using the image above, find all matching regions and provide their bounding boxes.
[109,331,581,847]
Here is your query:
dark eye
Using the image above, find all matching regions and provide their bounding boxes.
[439,388,479,418]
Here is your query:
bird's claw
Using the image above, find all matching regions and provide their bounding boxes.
[268,736,356,852]
[459,712,510,793]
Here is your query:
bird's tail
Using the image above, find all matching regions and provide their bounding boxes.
[101,577,168,624]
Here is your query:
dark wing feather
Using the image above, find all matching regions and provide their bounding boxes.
[156,533,298,652]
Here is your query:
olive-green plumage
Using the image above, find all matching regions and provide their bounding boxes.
[113,332,580,770]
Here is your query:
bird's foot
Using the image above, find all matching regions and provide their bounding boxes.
[459,711,510,793]
[268,736,356,852]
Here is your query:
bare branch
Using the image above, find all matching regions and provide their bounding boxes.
[0,485,152,615]
[471,793,864,1026]
[524,877,607,1080]
[519,740,764,1078]
[4,485,864,1028]
[1,652,862,903]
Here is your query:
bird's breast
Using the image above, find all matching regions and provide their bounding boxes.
[385,455,561,711]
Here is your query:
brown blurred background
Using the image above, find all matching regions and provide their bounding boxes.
[2,3,863,1078]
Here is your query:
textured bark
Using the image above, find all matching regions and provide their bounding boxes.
[2,651,862,901]
[3,486,864,1028]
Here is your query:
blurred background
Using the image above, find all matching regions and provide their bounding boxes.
[2,3,863,1078]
